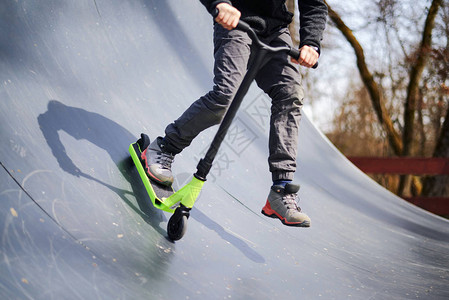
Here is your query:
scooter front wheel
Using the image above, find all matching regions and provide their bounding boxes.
[167,206,190,241]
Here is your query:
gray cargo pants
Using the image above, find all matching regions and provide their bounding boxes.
[164,23,304,181]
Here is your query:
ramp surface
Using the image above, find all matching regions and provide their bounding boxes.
[1,0,449,299]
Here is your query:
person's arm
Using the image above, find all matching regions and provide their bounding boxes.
[293,0,328,68]
[199,0,241,30]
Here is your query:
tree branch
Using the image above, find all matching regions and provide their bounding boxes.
[402,0,443,156]
[324,1,403,155]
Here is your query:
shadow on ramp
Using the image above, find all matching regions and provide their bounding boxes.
[38,100,167,234]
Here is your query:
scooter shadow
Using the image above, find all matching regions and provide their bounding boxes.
[38,100,167,236]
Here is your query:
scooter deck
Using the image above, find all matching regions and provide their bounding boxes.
[129,142,175,213]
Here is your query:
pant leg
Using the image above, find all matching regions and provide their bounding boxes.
[254,28,304,181]
[164,24,252,154]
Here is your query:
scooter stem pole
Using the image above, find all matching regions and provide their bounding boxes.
[195,49,268,180]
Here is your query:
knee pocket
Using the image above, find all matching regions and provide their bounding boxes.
[202,99,228,125]
[270,84,304,113]
[272,83,304,102]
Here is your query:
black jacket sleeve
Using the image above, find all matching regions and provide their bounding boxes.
[199,0,328,53]
[199,0,232,15]
[297,0,328,53]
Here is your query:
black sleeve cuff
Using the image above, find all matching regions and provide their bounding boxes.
[208,1,232,15]
[299,43,321,55]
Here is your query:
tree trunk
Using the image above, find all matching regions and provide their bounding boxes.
[422,105,449,197]
[402,0,443,156]
[397,0,443,195]
[324,1,403,155]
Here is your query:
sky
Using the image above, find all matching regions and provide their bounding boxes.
[300,0,437,132]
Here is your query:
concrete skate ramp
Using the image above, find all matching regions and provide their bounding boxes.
[1,0,448,299]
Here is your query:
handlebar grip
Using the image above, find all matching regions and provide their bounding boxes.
[213,8,252,33]
[212,8,219,18]
[236,21,252,33]
[288,48,300,60]
[288,48,319,69]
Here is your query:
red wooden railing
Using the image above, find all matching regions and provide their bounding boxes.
[347,157,449,215]
[347,157,449,175]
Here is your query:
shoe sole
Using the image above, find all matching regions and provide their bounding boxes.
[261,202,310,228]
[146,169,173,187]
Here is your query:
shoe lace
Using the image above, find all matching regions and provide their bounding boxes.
[156,151,174,169]
[282,193,301,211]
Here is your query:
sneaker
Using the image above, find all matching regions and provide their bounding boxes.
[141,137,174,186]
[261,183,311,227]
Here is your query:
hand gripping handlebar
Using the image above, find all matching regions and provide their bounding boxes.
[213,9,319,68]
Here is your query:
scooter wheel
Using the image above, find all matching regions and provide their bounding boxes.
[137,133,150,151]
[167,214,188,241]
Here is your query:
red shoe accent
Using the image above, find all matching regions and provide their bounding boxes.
[262,200,286,222]
[140,148,164,184]
[261,200,277,217]
[261,199,305,226]
[141,148,148,161]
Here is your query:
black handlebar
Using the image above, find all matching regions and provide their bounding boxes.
[212,9,318,69]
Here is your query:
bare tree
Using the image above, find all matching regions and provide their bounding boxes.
[422,4,449,197]
[324,1,404,155]
[323,0,447,197]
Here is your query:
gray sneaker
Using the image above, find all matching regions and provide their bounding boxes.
[141,137,174,186]
[261,183,311,227]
